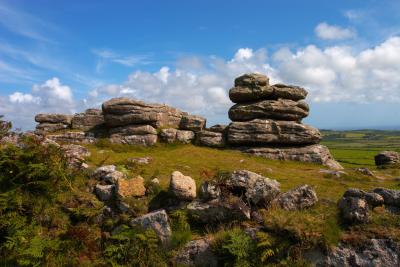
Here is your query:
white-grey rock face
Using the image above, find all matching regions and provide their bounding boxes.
[130,210,172,243]
[169,171,196,200]
[227,170,280,205]
[196,130,225,148]
[180,114,206,132]
[275,184,318,210]
[159,128,195,144]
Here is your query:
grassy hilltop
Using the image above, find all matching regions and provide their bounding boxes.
[1,130,400,266]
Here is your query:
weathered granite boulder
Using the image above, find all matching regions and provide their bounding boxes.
[187,197,251,223]
[243,144,343,170]
[95,184,115,201]
[375,151,400,166]
[174,238,217,267]
[208,124,227,133]
[318,239,400,267]
[109,124,157,135]
[227,170,280,205]
[71,109,104,131]
[196,130,225,148]
[228,99,309,122]
[35,114,73,125]
[102,97,185,128]
[169,171,196,200]
[130,210,171,243]
[338,196,369,224]
[116,176,146,198]
[274,185,318,210]
[159,128,195,144]
[93,165,125,184]
[229,73,307,103]
[342,188,384,208]
[180,114,206,132]
[227,119,321,145]
[372,188,400,207]
[109,134,157,146]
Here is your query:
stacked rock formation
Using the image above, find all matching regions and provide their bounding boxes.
[226,73,342,169]
[35,114,73,135]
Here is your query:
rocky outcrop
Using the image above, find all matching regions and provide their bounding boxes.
[35,114,73,135]
[61,144,91,169]
[372,188,400,208]
[375,151,400,167]
[169,171,196,200]
[274,185,318,210]
[46,131,96,144]
[319,239,400,267]
[225,73,341,169]
[129,210,171,243]
[102,97,185,128]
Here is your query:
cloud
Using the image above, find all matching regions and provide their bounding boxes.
[0,77,76,130]
[93,49,151,72]
[315,22,355,40]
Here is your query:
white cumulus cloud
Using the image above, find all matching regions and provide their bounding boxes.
[315,22,355,40]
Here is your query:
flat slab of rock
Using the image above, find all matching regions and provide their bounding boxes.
[228,99,309,122]
[228,170,280,205]
[169,171,196,200]
[109,134,157,146]
[196,130,225,148]
[130,210,171,243]
[208,124,227,133]
[180,114,206,132]
[102,97,185,128]
[274,185,318,210]
[242,144,343,169]
[35,123,69,134]
[35,114,73,124]
[116,176,146,198]
[109,124,157,135]
[375,151,400,166]
[46,131,96,144]
[227,119,321,146]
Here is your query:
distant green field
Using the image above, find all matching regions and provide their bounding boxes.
[321,130,400,168]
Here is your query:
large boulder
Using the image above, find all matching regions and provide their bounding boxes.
[180,114,206,132]
[102,97,185,128]
[169,171,197,200]
[35,123,69,134]
[108,124,157,135]
[187,197,251,224]
[374,151,400,166]
[71,109,104,131]
[35,114,73,125]
[159,128,195,144]
[242,144,343,170]
[319,239,400,267]
[208,124,227,133]
[196,130,225,148]
[372,188,400,207]
[130,210,172,243]
[275,185,318,210]
[174,238,217,267]
[227,119,321,146]
[343,188,384,209]
[228,99,309,122]
[338,196,369,224]
[61,144,91,169]
[227,170,280,205]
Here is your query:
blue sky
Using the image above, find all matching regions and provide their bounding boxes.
[1,0,400,130]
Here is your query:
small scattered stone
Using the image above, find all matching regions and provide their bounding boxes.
[116,176,146,198]
[169,171,197,200]
[94,184,115,201]
[130,210,172,243]
[275,185,318,210]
